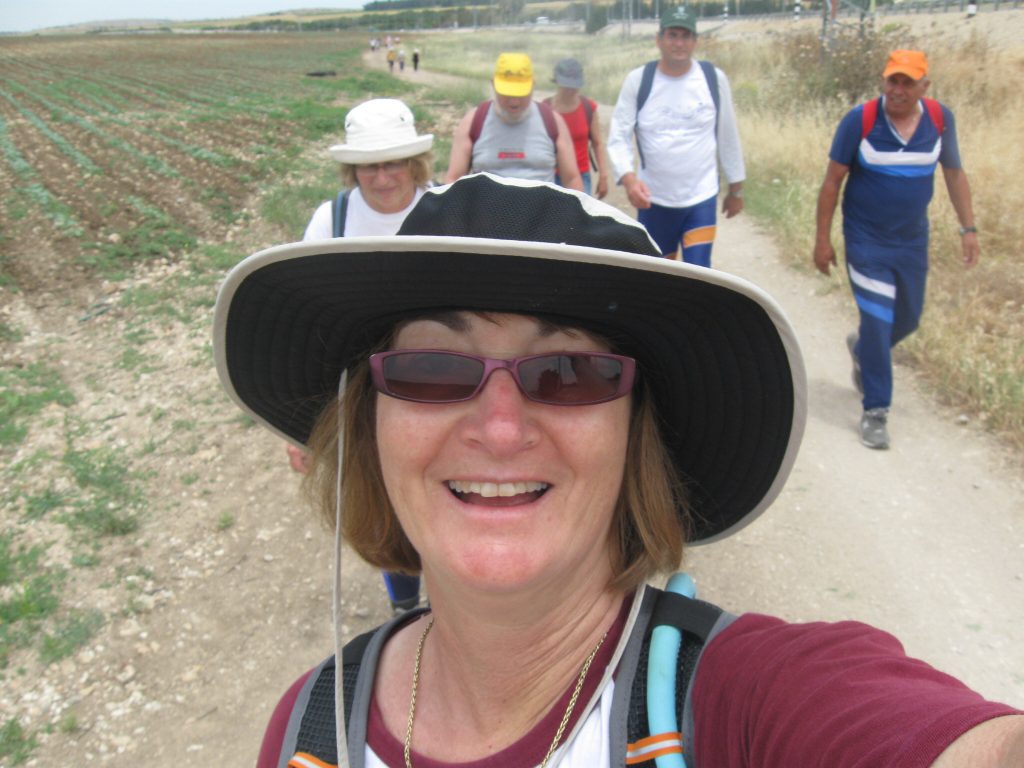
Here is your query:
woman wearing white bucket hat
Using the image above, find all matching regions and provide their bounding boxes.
[216,175,1022,768]
[294,97,435,614]
[302,98,435,241]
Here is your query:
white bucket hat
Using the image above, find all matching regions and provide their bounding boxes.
[327,98,434,165]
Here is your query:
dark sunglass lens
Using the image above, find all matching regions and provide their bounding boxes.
[382,352,483,402]
[519,355,623,404]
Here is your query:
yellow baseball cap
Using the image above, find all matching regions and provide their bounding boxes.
[494,52,534,97]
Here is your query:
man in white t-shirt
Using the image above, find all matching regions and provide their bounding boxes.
[607,7,745,267]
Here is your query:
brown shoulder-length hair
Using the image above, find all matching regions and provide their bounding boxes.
[339,151,435,190]
[303,320,690,593]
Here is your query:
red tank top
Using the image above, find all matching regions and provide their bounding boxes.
[558,98,596,174]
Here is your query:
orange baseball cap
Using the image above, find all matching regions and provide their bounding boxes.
[494,52,534,97]
[883,50,928,80]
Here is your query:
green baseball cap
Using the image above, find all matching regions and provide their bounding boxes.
[660,6,698,32]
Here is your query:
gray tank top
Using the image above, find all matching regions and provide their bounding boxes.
[471,101,558,183]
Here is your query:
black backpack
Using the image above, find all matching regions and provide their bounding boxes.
[279,585,730,767]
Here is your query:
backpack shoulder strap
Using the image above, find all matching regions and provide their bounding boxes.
[468,100,491,145]
[279,627,377,767]
[861,97,881,139]
[922,97,944,134]
[536,99,559,146]
[278,655,337,767]
[698,60,719,116]
[637,60,659,115]
[634,61,659,170]
[287,613,427,768]
[623,586,735,768]
[331,189,348,238]
[698,60,720,135]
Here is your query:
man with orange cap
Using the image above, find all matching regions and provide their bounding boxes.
[813,50,980,450]
[445,52,583,190]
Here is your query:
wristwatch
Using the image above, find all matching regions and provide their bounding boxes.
[959,225,978,235]
[727,189,744,199]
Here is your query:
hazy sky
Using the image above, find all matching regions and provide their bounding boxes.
[1,1,365,34]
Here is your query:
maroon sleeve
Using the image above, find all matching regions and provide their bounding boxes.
[256,669,315,768]
[692,614,1021,768]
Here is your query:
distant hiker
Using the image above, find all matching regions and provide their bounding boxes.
[412,48,420,71]
[813,50,980,450]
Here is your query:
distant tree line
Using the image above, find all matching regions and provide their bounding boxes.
[215,0,842,34]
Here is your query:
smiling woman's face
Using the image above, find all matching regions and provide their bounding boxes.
[374,312,631,596]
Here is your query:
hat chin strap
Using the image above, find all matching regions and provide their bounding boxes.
[333,373,351,767]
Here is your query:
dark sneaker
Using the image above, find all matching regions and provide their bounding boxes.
[860,408,890,450]
[847,332,863,394]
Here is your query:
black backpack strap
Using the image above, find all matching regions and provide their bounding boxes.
[698,60,720,135]
[289,611,428,767]
[273,656,335,768]
[291,656,340,766]
[331,189,348,238]
[623,587,735,767]
[636,60,658,114]
[635,61,658,169]
[282,627,379,767]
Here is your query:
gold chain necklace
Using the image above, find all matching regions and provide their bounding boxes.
[403,616,608,768]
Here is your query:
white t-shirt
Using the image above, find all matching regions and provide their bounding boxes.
[302,186,427,240]
[608,62,745,208]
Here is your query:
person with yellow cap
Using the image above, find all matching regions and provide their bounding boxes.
[444,52,583,190]
[813,50,980,451]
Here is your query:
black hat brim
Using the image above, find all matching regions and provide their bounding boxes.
[214,236,806,545]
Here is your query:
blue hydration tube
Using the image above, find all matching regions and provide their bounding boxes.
[646,572,696,768]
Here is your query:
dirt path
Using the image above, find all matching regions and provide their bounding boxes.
[361,42,1024,707]
[15,40,1022,768]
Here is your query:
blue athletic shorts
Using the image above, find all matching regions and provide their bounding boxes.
[638,194,718,267]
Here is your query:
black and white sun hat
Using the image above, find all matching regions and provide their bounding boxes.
[213,173,806,544]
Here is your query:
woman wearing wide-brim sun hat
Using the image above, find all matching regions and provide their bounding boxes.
[291,97,434,615]
[215,174,1023,768]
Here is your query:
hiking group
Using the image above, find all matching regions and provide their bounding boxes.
[227,15,1017,768]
